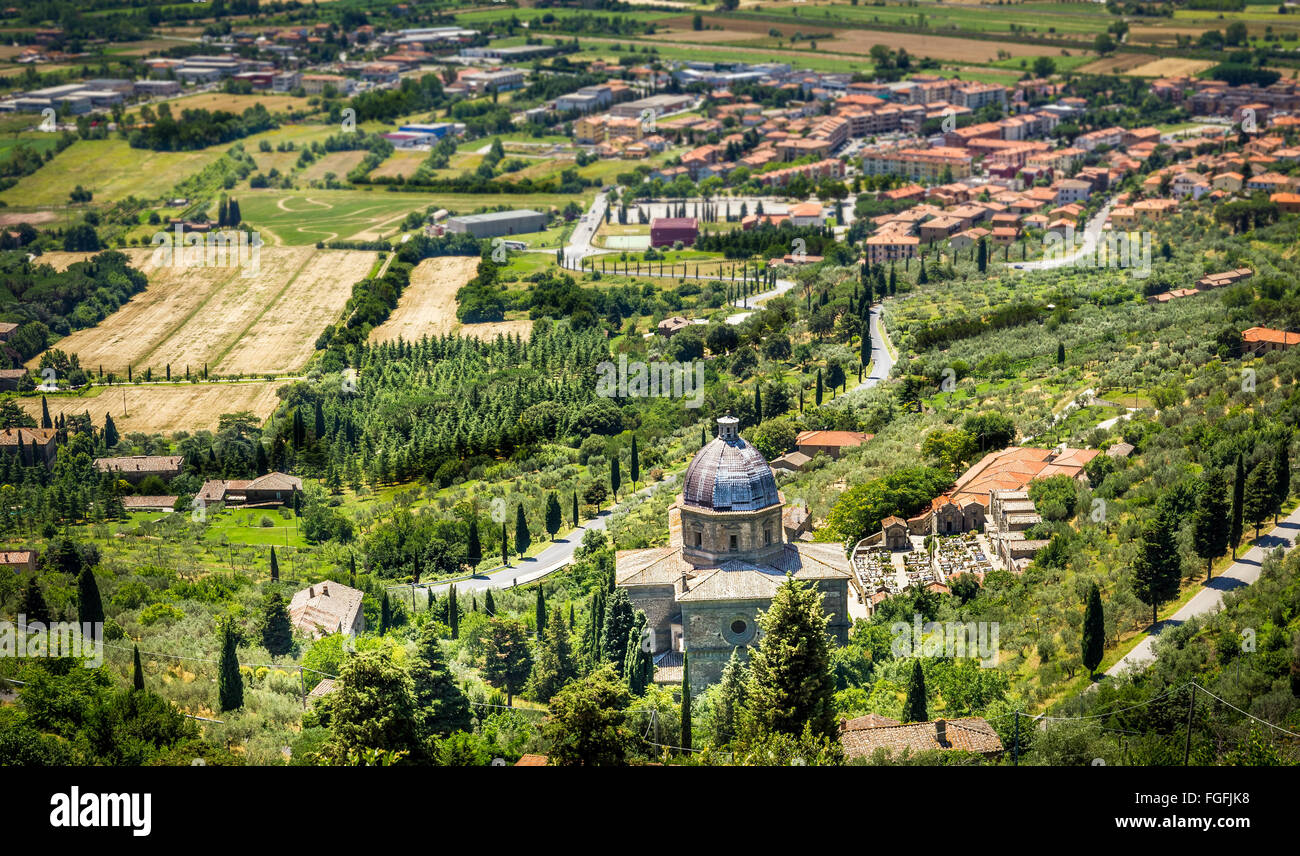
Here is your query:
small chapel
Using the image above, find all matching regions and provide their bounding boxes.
[615,414,853,690]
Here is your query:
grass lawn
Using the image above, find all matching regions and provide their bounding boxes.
[238,187,588,245]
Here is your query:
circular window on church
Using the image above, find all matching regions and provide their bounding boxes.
[723,615,755,646]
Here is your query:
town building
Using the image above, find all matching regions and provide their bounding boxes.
[445,209,549,239]
[616,415,853,691]
[289,581,366,638]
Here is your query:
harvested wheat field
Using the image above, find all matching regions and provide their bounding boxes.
[369,255,480,342]
[1121,57,1216,78]
[21,381,284,435]
[461,318,535,341]
[32,247,376,376]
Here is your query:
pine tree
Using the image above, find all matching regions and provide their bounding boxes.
[1230,452,1245,556]
[1081,583,1104,676]
[902,658,928,723]
[217,619,243,712]
[132,645,145,691]
[77,566,104,629]
[515,504,531,556]
[467,517,481,565]
[745,576,837,740]
[1192,467,1231,580]
[629,435,640,488]
[545,492,562,540]
[269,546,279,582]
[680,649,692,752]
[411,621,471,737]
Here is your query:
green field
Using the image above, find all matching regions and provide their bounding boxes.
[0,137,223,207]
[239,188,589,246]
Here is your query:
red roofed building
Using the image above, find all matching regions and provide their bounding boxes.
[795,430,873,459]
[1243,326,1300,355]
[650,217,698,248]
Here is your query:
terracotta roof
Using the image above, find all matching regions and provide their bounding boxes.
[514,754,548,766]
[289,581,364,639]
[95,455,184,474]
[0,550,35,563]
[0,428,54,446]
[1243,326,1300,346]
[841,716,1004,759]
[796,430,873,448]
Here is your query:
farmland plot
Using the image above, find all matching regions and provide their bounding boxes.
[32,248,376,376]
[22,381,284,435]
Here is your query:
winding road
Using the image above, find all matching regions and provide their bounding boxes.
[1106,507,1300,677]
[415,191,893,594]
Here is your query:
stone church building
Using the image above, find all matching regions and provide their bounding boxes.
[616,415,853,691]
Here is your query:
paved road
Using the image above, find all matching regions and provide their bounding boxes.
[848,303,894,394]
[1106,506,1300,677]
[1011,200,1115,272]
[424,474,679,595]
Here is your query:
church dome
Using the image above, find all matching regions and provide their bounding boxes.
[682,415,780,512]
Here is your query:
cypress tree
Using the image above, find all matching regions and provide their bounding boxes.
[19,578,50,624]
[680,650,692,752]
[545,492,561,539]
[485,589,495,616]
[515,504,531,556]
[261,591,293,657]
[1081,583,1104,676]
[1274,438,1291,523]
[754,385,762,422]
[269,546,279,582]
[1243,459,1275,539]
[976,236,987,272]
[815,369,823,406]
[40,396,51,429]
[1132,508,1181,625]
[902,658,928,723]
[448,584,459,639]
[103,412,118,449]
[1057,342,1065,365]
[132,645,145,691]
[701,423,707,447]
[411,621,471,737]
[254,441,268,475]
[1230,453,1245,556]
[77,566,104,630]
[1192,468,1230,580]
[610,455,621,500]
[536,586,547,635]
[629,435,640,488]
[572,491,579,528]
[501,520,509,565]
[217,619,243,712]
[467,517,481,565]
[380,591,392,633]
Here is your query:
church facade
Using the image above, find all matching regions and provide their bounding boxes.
[616,415,853,691]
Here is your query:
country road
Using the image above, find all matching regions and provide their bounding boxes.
[1106,506,1300,677]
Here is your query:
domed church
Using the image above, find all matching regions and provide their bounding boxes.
[616,415,853,690]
